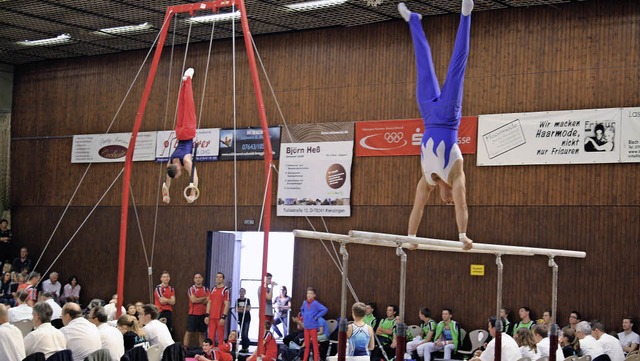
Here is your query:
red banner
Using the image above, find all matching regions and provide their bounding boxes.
[355,116,477,157]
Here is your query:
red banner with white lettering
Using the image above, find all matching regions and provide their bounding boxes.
[355,117,478,157]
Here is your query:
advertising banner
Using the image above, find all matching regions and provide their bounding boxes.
[71,132,156,163]
[477,108,622,166]
[621,107,640,163]
[218,126,281,161]
[355,116,477,156]
[277,122,353,217]
[155,128,220,162]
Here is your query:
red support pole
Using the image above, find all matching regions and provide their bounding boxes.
[116,0,237,319]
[116,8,176,319]
[237,0,274,355]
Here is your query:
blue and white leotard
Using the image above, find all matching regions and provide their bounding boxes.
[408,12,470,186]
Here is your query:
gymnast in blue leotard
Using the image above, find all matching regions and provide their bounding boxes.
[399,0,474,250]
[162,68,199,204]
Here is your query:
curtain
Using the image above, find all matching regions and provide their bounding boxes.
[0,113,10,219]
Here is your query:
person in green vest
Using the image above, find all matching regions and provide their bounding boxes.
[422,308,460,361]
[512,306,535,335]
[372,305,397,361]
[406,307,437,359]
[363,302,377,330]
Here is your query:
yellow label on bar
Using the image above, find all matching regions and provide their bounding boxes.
[470,264,485,276]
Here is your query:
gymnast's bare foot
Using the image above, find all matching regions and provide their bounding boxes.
[407,234,418,250]
[461,234,473,250]
[162,183,170,204]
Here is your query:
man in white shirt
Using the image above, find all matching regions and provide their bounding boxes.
[576,321,605,359]
[139,303,174,353]
[473,316,521,361]
[39,292,62,321]
[89,306,125,361]
[532,324,565,361]
[61,302,102,361]
[8,290,32,323]
[592,321,625,361]
[41,272,62,299]
[0,303,26,361]
[103,294,126,321]
[23,302,66,359]
[618,317,640,355]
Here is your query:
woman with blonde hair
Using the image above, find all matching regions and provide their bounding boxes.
[514,328,538,360]
[117,314,148,351]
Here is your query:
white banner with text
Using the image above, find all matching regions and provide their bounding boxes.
[71,132,157,163]
[155,128,220,162]
[476,108,632,166]
[277,122,353,217]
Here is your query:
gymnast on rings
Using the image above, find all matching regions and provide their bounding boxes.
[163,68,199,204]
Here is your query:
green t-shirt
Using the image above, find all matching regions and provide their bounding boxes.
[378,317,396,340]
[512,320,534,335]
[363,314,377,329]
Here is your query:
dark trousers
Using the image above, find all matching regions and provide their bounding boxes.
[238,313,251,350]
[160,310,173,334]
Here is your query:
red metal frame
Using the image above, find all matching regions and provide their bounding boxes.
[117,2,273,354]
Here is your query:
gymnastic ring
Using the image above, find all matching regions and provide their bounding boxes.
[183,183,200,202]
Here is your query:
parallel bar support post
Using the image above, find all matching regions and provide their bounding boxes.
[396,245,407,361]
[340,244,349,320]
[548,257,558,326]
[337,244,349,361]
[550,323,559,361]
[495,254,503,318]
[495,319,503,361]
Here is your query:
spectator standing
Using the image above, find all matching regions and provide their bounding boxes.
[272,285,291,338]
[0,219,12,264]
[299,287,328,361]
[346,302,375,357]
[259,272,276,323]
[154,271,176,334]
[236,287,252,353]
[205,272,230,346]
[184,272,209,347]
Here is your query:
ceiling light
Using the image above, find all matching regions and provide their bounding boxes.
[187,10,241,23]
[17,34,72,47]
[96,22,153,35]
[285,0,348,11]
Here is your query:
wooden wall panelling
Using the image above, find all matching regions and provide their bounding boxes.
[8,0,640,343]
